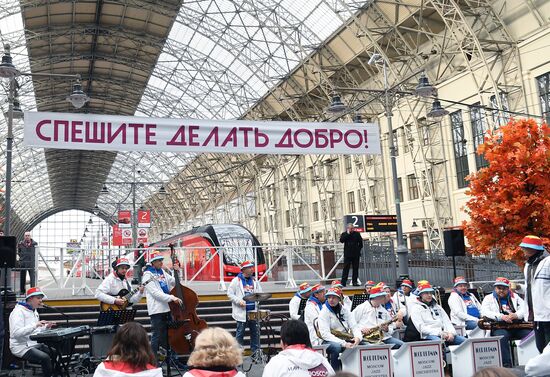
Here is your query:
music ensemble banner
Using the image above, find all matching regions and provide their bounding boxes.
[23,112,381,155]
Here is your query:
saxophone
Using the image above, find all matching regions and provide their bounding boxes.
[477,316,534,331]
[314,319,355,342]
[362,315,399,344]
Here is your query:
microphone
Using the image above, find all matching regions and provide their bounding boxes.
[42,304,71,326]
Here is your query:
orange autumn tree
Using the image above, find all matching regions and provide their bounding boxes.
[463,118,550,262]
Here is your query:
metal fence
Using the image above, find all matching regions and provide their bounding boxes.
[361,240,524,288]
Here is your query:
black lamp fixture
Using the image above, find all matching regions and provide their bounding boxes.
[353,112,363,123]
[66,79,90,109]
[327,93,347,113]
[158,185,167,195]
[84,226,89,233]
[88,217,93,224]
[427,99,449,119]
[0,44,19,79]
[93,204,100,215]
[415,72,437,98]
[100,184,108,194]
[411,220,418,228]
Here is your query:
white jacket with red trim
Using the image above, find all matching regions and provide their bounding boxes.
[304,300,323,346]
[95,272,143,305]
[92,362,162,377]
[263,345,334,377]
[480,292,526,322]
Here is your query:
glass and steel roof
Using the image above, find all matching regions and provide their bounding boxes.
[0,0,363,236]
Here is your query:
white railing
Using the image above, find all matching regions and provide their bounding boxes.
[33,243,345,294]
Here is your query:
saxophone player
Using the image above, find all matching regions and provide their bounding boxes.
[354,284,403,348]
[304,284,326,346]
[480,277,530,367]
[317,287,362,371]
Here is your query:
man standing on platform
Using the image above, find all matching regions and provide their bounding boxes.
[289,282,311,320]
[227,260,262,354]
[142,251,182,362]
[521,235,550,353]
[95,257,144,309]
[18,232,38,295]
[339,223,363,287]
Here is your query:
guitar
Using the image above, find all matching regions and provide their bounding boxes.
[99,275,158,311]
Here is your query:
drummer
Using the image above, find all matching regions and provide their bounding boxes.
[227,260,263,354]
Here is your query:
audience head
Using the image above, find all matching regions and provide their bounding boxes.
[280,319,312,348]
[188,327,242,368]
[472,367,518,377]
[107,322,156,369]
[493,277,511,298]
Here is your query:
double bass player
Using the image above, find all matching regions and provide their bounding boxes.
[142,251,182,363]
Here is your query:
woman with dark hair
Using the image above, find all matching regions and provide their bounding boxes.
[262,320,334,377]
[93,322,162,377]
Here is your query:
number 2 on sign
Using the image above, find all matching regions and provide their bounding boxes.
[352,216,359,227]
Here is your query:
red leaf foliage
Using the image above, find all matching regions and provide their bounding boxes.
[463,119,550,263]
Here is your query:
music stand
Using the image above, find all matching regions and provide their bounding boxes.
[96,309,136,326]
[351,294,369,311]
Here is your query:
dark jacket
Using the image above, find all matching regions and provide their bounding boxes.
[18,239,38,268]
[339,231,363,258]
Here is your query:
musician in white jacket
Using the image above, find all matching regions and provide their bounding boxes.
[448,276,481,330]
[142,251,182,362]
[304,284,326,346]
[95,258,144,309]
[331,280,352,311]
[392,279,414,321]
[480,277,530,367]
[409,282,465,346]
[227,260,263,353]
[288,282,311,320]
[318,287,362,371]
[9,287,55,377]
[354,284,403,348]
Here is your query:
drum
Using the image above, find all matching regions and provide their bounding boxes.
[247,309,271,321]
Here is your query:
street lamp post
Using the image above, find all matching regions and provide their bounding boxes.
[0,44,89,236]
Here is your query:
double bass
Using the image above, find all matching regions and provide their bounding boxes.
[168,244,208,354]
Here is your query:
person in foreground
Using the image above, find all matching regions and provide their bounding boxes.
[472,367,518,377]
[263,320,334,377]
[93,322,162,377]
[183,327,246,377]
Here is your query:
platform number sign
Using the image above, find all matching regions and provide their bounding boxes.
[344,215,365,232]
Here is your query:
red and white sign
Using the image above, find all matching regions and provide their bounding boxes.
[359,347,393,377]
[138,209,151,228]
[101,236,109,246]
[23,112,381,155]
[137,228,149,244]
[121,229,133,245]
[410,343,444,377]
[112,225,122,246]
[118,210,132,228]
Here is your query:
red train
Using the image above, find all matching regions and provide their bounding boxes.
[150,224,267,282]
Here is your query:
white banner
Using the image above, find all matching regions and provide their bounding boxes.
[23,112,381,155]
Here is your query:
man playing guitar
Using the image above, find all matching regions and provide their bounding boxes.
[95,257,145,310]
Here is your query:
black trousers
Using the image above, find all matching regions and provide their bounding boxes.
[535,321,550,353]
[341,255,360,286]
[19,269,36,293]
[22,344,53,377]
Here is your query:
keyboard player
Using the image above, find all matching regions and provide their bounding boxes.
[9,287,55,377]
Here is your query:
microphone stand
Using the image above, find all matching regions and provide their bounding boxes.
[41,304,71,327]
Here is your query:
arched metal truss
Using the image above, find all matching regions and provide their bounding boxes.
[0,0,548,242]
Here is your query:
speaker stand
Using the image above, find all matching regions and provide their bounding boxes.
[452,254,457,279]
